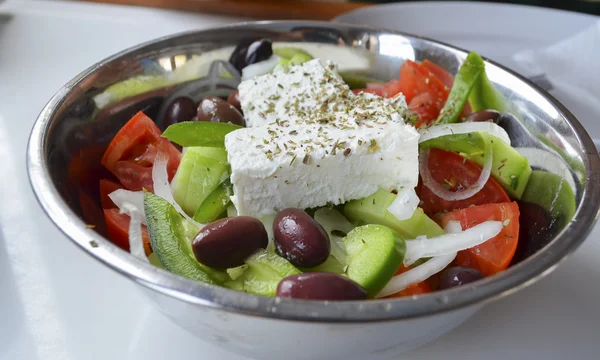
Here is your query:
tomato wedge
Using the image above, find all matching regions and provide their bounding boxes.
[417,148,510,217]
[437,202,520,276]
[99,179,123,209]
[352,79,403,98]
[408,92,440,128]
[103,208,152,256]
[421,59,472,116]
[101,111,181,192]
[384,264,433,298]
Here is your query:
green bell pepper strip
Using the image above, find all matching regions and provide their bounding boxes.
[144,191,229,284]
[162,121,242,148]
[436,51,486,125]
[193,179,233,223]
[468,67,507,113]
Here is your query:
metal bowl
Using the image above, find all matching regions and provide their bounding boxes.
[27,21,600,359]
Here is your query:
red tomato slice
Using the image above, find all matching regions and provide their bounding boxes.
[421,59,472,117]
[99,179,123,209]
[352,79,403,98]
[101,111,181,192]
[103,208,152,256]
[385,265,433,298]
[437,202,520,276]
[398,60,448,104]
[408,92,440,128]
[417,148,510,217]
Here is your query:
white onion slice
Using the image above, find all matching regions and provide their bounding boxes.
[152,155,204,229]
[419,142,493,201]
[403,221,503,266]
[314,208,352,265]
[387,187,419,221]
[109,189,146,225]
[241,55,281,81]
[376,253,457,298]
[119,202,147,262]
[444,220,463,234]
[418,122,511,145]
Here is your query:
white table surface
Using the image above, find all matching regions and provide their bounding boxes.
[0,1,598,359]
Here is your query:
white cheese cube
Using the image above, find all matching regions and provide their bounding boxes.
[225,120,419,217]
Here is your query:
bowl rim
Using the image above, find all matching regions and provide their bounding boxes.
[27,20,600,323]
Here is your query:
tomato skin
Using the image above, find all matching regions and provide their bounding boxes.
[421,59,472,117]
[437,202,520,276]
[99,179,123,209]
[352,79,403,98]
[417,148,510,217]
[408,92,440,128]
[101,111,181,192]
[384,265,433,298]
[103,208,152,255]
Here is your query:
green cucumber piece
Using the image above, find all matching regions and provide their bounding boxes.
[436,52,486,125]
[144,192,227,284]
[162,121,242,148]
[300,255,345,274]
[420,132,532,199]
[193,179,232,223]
[521,170,576,229]
[339,71,384,90]
[289,53,313,65]
[344,189,445,239]
[342,224,404,297]
[224,249,301,297]
[172,147,229,215]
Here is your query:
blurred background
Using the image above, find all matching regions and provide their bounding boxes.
[59,0,600,19]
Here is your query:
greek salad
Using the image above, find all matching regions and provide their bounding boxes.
[80,39,576,301]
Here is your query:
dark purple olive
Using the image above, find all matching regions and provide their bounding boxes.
[511,201,558,265]
[164,97,197,126]
[276,273,368,301]
[196,96,246,126]
[229,38,273,72]
[464,109,501,123]
[273,208,330,268]
[227,90,242,112]
[192,216,268,269]
[439,267,484,290]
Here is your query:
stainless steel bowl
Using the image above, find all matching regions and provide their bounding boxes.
[27,21,600,359]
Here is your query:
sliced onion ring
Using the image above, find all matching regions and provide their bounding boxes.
[387,187,419,221]
[419,140,493,201]
[109,189,146,225]
[376,253,456,298]
[153,155,204,229]
[119,202,147,262]
[403,220,503,266]
[418,122,510,145]
[241,55,281,81]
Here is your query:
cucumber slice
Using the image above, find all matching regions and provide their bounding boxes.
[172,147,229,215]
[344,189,445,239]
[300,255,345,274]
[144,192,227,284]
[193,179,232,223]
[342,224,404,297]
[420,132,532,199]
[273,47,313,60]
[147,252,163,269]
[224,249,301,297]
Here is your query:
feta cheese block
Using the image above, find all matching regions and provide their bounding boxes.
[226,57,419,217]
[237,59,409,128]
[225,118,419,217]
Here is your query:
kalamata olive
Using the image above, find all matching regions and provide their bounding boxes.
[276,273,368,301]
[439,267,484,289]
[229,38,273,72]
[511,201,558,265]
[164,97,197,126]
[192,216,268,269]
[196,96,246,126]
[464,109,501,123]
[273,208,330,268]
[227,90,242,111]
